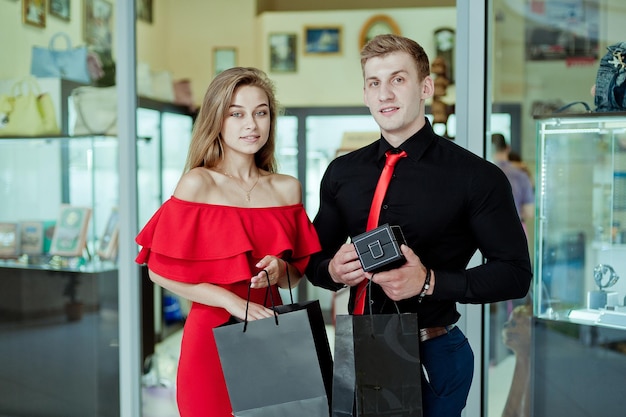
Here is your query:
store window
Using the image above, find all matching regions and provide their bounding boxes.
[486,1,625,416]
[0,1,123,416]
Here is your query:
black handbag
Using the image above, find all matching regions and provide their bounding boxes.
[352,223,407,272]
[213,271,333,417]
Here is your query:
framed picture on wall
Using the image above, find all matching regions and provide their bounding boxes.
[49,0,70,21]
[49,205,92,257]
[213,47,237,77]
[136,0,152,24]
[269,33,297,73]
[84,0,113,50]
[23,0,47,28]
[524,1,598,61]
[304,26,342,55]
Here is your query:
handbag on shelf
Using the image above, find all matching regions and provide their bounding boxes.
[150,70,175,103]
[594,41,626,112]
[90,49,116,87]
[137,61,175,103]
[0,77,60,137]
[71,86,117,135]
[136,62,153,97]
[173,79,198,112]
[213,271,333,417]
[332,296,423,417]
[30,32,91,84]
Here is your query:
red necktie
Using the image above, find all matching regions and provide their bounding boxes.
[354,149,407,315]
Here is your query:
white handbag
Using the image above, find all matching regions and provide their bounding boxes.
[71,86,117,135]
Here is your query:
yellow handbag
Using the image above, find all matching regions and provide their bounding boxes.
[0,77,60,137]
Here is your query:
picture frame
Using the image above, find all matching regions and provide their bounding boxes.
[304,26,342,55]
[213,47,237,77]
[136,0,152,24]
[97,207,119,260]
[23,0,47,28]
[0,222,20,259]
[524,1,598,61]
[84,0,113,51]
[359,14,401,50]
[49,205,92,257]
[49,0,70,21]
[20,221,45,255]
[269,33,297,73]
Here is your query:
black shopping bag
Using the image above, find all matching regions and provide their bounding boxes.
[213,278,333,417]
[332,312,423,417]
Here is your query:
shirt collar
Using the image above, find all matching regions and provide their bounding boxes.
[375,117,437,162]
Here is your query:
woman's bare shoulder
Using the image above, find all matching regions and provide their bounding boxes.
[173,168,217,202]
[267,172,302,205]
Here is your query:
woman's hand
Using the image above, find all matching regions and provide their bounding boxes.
[250,256,286,289]
[226,295,275,321]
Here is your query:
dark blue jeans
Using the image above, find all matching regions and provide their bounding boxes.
[420,326,474,417]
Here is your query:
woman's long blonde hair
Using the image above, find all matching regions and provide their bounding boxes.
[184,67,279,173]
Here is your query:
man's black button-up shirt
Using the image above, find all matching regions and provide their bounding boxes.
[306,119,532,328]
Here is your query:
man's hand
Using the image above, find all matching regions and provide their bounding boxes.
[328,243,368,287]
[368,244,431,301]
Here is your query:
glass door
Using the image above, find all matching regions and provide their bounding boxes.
[0,1,122,416]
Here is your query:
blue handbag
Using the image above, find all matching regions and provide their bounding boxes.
[30,32,91,84]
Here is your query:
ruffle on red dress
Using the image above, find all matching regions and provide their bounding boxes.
[135,196,321,284]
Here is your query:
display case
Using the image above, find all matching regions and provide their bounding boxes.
[0,135,118,265]
[0,84,192,415]
[532,112,626,417]
[0,97,191,330]
[535,112,626,326]
[0,97,192,277]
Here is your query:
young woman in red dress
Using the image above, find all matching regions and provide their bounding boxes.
[135,67,321,416]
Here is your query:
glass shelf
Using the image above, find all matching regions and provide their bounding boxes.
[0,257,117,274]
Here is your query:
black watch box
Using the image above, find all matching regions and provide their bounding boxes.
[352,224,407,273]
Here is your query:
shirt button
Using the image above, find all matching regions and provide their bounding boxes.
[382,204,388,210]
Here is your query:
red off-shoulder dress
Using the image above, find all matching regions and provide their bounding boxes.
[135,196,321,416]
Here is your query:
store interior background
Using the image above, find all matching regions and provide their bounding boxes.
[1,0,624,416]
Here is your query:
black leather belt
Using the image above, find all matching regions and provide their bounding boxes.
[419,325,456,342]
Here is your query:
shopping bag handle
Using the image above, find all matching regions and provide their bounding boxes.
[285,264,294,304]
[360,273,401,316]
[263,261,294,306]
[243,270,279,332]
[364,275,403,337]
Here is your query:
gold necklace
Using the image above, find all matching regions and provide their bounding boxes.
[222,168,261,202]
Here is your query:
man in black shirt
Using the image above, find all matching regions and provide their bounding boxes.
[305,34,532,417]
